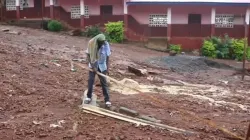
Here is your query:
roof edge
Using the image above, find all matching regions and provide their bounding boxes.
[127,2,250,6]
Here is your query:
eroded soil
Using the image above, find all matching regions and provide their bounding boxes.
[0,25,249,140]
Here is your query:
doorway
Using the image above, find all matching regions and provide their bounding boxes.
[34,0,44,17]
[34,0,42,9]
[100,5,113,24]
[188,14,202,37]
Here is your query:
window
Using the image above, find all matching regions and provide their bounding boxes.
[6,0,24,11]
[23,0,29,8]
[215,14,234,28]
[84,5,89,18]
[188,14,201,24]
[71,5,80,19]
[53,0,58,6]
[149,14,168,27]
[100,5,113,15]
[6,0,16,11]
[71,5,89,19]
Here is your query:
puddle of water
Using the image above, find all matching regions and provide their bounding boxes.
[110,78,249,111]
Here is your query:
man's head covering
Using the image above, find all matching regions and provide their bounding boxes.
[88,34,106,63]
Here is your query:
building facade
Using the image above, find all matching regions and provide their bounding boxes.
[2,0,250,50]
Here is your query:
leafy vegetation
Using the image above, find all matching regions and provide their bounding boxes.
[82,25,102,37]
[231,38,250,61]
[47,20,62,32]
[201,40,216,58]
[169,44,182,54]
[105,21,124,43]
[201,34,250,61]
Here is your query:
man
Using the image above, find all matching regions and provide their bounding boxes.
[84,34,111,107]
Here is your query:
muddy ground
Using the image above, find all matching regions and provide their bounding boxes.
[0,25,249,140]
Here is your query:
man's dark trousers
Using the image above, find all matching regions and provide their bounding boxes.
[87,68,110,102]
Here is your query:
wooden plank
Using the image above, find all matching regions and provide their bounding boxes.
[81,104,194,134]
[82,110,104,117]
[81,104,150,127]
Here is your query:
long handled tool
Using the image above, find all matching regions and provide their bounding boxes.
[246,123,250,140]
[74,62,245,140]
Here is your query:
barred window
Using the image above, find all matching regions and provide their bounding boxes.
[53,0,58,6]
[22,0,29,8]
[71,5,80,19]
[6,0,24,11]
[6,0,16,11]
[84,5,89,18]
[215,14,234,28]
[149,14,168,27]
[71,5,89,19]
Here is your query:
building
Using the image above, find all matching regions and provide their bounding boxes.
[2,0,250,50]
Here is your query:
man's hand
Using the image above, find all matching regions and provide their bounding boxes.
[90,63,97,72]
[92,67,97,73]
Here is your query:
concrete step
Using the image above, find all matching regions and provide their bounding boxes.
[7,19,50,29]
[146,37,168,52]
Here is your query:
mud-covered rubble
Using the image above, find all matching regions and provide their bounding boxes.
[0,25,249,140]
[147,55,235,73]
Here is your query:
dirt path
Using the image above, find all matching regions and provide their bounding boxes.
[0,25,249,140]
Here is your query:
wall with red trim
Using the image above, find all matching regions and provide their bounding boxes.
[54,7,80,28]
[169,37,204,50]
[127,15,168,37]
[3,8,16,20]
[84,15,123,27]
[171,24,211,37]
[215,25,245,38]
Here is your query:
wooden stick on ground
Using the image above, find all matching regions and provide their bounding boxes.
[81,104,195,134]
[82,110,104,117]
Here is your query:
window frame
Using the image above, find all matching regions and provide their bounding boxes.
[149,14,168,27]
[215,14,234,28]
[70,5,89,19]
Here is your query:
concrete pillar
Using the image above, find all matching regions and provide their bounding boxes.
[16,0,20,20]
[167,8,172,40]
[124,0,128,37]
[50,0,54,19]
[80,0,85,28]
[211,8,216,36]
[245,8,250,38]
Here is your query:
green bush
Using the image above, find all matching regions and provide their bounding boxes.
[207,35,233,59]
[201,40,216,58]
[247,48,250,60]
[83,25,102,37]
[47,20,62,32]
[231,38,250,61]
[169,44,181,53]
[105,21,124,43]
[202,34,250,61]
